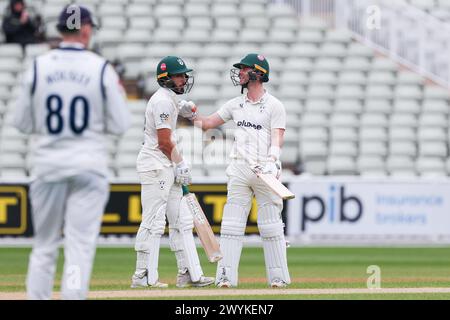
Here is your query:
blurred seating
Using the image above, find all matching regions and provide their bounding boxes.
[1,0,450,180]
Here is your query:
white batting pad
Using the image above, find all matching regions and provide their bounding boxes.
[261,236,291,284]
[179,196,203,282]
[258,205,291,284]
[215,203,249,286]
[215,235,243,287]
[146,235,162,285]
[135,252,148,277]
[134,225,164,284]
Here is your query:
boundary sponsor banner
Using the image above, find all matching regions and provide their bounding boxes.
[0,183,287,237]
[287,177,450,241]
[0,186,29,235]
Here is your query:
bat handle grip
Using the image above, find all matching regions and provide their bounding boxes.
[182,185,190,195]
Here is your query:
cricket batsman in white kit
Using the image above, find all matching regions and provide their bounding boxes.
[131,56,214,288]
[179,54,291,288]
[13,5,130,299]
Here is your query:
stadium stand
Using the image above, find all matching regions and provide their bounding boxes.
[0,0,449,180]
[406,0,450,20]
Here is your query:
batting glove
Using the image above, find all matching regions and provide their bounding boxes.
[250,163,264,174]
[178,100,197,120]
[175,161,192,186]
[262,159,282,179]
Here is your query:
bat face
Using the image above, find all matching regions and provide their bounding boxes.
[182,192,223,263]
[185,193,208,224]
[257,173,295,200]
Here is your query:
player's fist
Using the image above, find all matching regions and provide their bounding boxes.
[262,159,282,179]
[175,161,192,186]
[178,100,197,120]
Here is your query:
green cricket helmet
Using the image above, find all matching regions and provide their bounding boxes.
[230,53,270,88]
[156,56,194,94]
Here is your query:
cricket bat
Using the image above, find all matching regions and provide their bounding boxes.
[182,186,223,263]
[257,172,295,200]
[236,148,295,200]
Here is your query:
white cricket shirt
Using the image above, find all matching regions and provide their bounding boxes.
[217,90,286,164]
[13,42,130,181]
[136,87,180,172]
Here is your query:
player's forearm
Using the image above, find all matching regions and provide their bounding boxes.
[192,114,211,130]
[269,129,285,161]
[192,113,225,131]
[179,100,211,130]
[170,145,183,164]
[271,137,284,150]
[159,141,183,164]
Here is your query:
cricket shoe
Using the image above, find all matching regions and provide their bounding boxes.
[176,270,214,288]
[270,278,288,288]
[216,278,232,288]
[149,281,169,288]
[130,274,168,288]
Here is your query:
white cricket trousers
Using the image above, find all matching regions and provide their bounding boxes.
[225,160,283,208]
[134,167,192,274]
[133,167,180,280]
[216,160,290,286]
[26,172,109,300]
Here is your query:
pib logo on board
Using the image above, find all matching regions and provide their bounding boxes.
[300,185,363,231]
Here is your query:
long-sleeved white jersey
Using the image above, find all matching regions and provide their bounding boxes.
[14,42,130,181]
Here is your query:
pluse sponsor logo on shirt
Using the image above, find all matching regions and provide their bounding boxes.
[237,120,262,130]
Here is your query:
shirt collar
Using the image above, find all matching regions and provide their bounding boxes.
[58,42,86,51]
[161,87,179,102]
[244,90,269,104]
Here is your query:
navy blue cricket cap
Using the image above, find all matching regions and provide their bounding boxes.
[10,0,25,6]
[56,4,98,32]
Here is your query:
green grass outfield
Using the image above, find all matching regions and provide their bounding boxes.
[1,247,450,299]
